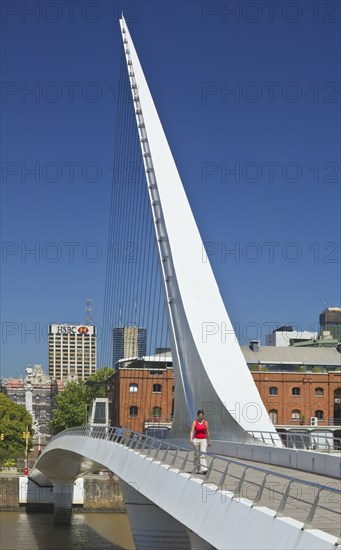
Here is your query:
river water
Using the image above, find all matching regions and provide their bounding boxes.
[0,511,135,550]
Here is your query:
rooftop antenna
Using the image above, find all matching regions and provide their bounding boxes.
[85,298,93,325]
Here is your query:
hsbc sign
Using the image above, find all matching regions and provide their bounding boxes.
[50,324,95,336]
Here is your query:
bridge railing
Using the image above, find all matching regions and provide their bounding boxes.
[49,426,340,540]
[245,429,341,451]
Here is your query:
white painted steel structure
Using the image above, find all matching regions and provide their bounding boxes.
[30,428,341,549]
[119,17,280,444]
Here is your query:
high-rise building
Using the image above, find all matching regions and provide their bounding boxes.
[48,323,96,380]
[112,326,147,368]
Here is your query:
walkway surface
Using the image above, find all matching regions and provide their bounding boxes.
[145,446,341,538]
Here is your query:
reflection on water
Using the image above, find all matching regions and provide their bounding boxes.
[0,511,135,550]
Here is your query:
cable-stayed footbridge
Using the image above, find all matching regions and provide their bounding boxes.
[30,426,340,549]
[30,18,341,549]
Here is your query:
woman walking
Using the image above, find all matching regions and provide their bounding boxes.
[190,410,211,474]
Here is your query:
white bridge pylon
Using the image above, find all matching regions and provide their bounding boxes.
[119,18,280,444]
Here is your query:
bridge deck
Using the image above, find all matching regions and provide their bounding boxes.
[145,447,341,538]
[36,428,340,543]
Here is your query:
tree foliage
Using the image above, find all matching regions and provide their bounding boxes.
[50,369,114,435]
[85,367,115,399]
[50,381,89,435]
[0,392,32,465]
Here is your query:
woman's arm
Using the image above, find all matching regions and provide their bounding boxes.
[206,421,211,447]
[189,421,196,443]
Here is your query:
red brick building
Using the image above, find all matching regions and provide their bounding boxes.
[252,371,341,426]
[109,353,174,433]
[108,349,341,434]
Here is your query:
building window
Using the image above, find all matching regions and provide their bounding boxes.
[269,386,278,396]
[152,383,161,393]
[315,410,324,420]
[129,406,138,417]
[315,387,324,397]
[152,406,161,417]
[269,409,278,424]
[292,409,301,420]
[335,388,341,404]
[292,387,301,396]
[129,383,138,393]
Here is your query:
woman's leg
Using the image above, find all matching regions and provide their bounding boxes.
[199,439,207,472]
[192,438,201,472]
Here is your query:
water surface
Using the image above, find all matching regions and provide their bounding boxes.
[0,511,135,550]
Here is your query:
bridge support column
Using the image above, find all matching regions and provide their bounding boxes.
[52,481,74,524]
[120,480,193,549]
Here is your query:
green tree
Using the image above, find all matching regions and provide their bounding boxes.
[85,367,114,399]
[0,393,32,465]
[50,381,90,435]
[50,369,114,435]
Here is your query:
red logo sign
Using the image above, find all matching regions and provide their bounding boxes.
[78,326,89,334]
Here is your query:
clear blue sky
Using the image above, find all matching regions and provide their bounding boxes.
[1,0,340,378]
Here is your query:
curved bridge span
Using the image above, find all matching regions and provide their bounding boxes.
[30,427,340,550]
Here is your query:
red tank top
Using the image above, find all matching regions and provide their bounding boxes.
[194,420,207,439]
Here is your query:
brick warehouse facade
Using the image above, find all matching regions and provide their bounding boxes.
[109,367,341,432]
[109,356,174,433]
[252,371,341,426]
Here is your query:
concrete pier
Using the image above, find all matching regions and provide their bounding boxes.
[52,481,73,524]
[120,480,192,549]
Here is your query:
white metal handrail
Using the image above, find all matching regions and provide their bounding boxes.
[245,430,341,451]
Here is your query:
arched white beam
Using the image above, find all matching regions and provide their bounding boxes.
[119,18,280,444]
